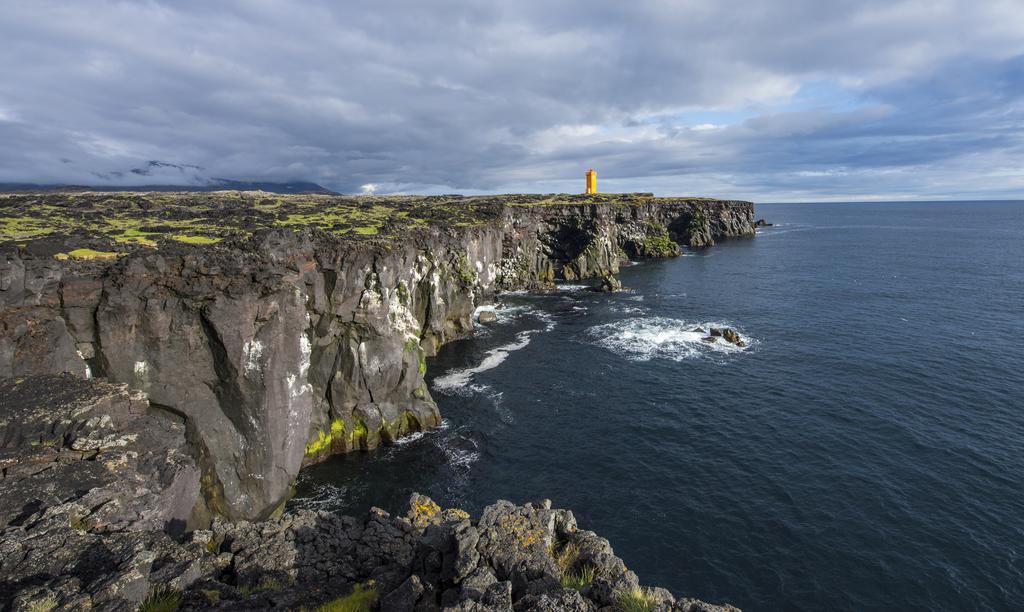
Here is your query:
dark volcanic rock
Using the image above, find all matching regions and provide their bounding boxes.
[0,192,755,522]
[594,274,623,292]
[2,466,739,610]
[0,375,199,533]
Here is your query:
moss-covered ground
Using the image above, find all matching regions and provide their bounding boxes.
[0,190,724,256]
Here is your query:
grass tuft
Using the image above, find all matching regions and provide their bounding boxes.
[138,586,182,612]
[561,564,597,590]
[315,584,378,612]
[614,586,659,612]
[26,595,57,612]
[551,540,581,573]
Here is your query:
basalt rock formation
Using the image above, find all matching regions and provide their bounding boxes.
[0,191,754,526]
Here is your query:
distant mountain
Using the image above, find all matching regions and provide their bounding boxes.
[0,179,337,195]
[1,160,338,195]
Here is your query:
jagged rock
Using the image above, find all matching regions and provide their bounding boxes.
[0,489,738,611]
[701,336,718,344]
[383,574,426,611]
[754,219,773,227]
[517,589,595,611]
[478,310,498,325]
[594,274,623,292]
[706,327,743,346]
[674,599,743,612]
[460,567,498,601]
[692,326,706,333]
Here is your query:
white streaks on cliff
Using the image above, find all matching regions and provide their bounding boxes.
[242,339,264,378]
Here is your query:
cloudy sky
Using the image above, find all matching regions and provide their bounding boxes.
[2,0,1023,201]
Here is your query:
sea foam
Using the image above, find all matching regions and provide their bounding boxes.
[586,317,753,362]
[433,330,538,393]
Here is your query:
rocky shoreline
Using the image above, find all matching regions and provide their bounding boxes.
[0,192,754,610]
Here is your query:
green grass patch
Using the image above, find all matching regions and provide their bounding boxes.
[65,248,120,260]
[316,584,378,612]
[171,235,221,245]
[0,216,55,240]
[138,586,182,612]
[114,227,158,247]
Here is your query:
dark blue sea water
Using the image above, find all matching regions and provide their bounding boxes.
[294,201,1024,611]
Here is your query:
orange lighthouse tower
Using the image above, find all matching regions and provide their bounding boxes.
[585,168,597,194]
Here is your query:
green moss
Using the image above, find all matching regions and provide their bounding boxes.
[114,228,158,247]
[351,421,368,446]
[453,254,476,285]
[138,587,182,612]
[66,248,120,260]
[316,584,378,612]
[0,216,55,240]
[305,429,333,456]
[1,192,740,253]
[403,338,427,376]
[330,418,346,435]
[636,222,678,257]
[171,235,221,245]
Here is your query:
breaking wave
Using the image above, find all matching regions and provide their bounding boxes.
[433,330,538,393]
[585,317,753,362]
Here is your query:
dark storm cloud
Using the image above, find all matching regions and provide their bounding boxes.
[1,0,1022,199]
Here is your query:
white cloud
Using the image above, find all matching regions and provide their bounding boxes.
[0,0,1022,199]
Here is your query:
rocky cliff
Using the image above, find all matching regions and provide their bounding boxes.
[0,191,754,526]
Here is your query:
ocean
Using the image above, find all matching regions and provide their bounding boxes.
[293,201,1024,611]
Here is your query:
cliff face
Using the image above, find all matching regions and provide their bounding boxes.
[0,192,754,523]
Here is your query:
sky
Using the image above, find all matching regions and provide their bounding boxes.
[1,0,1023,201]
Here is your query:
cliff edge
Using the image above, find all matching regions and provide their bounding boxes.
[0,191,754,524]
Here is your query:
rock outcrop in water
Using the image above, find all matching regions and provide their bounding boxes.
[0,191,753,610]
